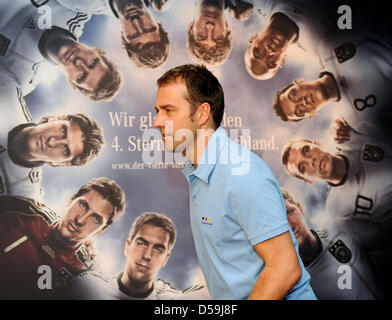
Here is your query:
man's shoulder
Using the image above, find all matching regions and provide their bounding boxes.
[0,195,59,224]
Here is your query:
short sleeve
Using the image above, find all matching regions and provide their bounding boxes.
[227,156,290,246]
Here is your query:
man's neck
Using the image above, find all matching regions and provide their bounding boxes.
[8,124,44,168]
[200,0,225,10]
[119,272,153,298]
[320,73,340,103]
[269,12,299,45]
[51,224,80,249]
[328,155,348,186]
[184,127,216,169]
[39,28,76,64]
[299,231,322,266]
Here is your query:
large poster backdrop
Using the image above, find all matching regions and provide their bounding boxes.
[1,0,391,300]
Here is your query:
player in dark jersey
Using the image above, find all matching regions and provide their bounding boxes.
[0,177,125,299]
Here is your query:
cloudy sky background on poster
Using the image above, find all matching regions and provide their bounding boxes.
[24,0,337,289]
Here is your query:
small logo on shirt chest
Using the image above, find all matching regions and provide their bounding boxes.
[201,217,213,225]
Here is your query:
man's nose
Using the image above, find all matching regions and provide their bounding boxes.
[47,136,67,148]
[75,212,89,226]
[142,246,152,261]
[206,23,216,38]
[153,112,164,128]
[131,18,144,34]
[73,57,87,69]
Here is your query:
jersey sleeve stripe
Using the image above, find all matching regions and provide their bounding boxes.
[16,88,33,122]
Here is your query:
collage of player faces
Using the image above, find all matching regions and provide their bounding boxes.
[1,0,391,300]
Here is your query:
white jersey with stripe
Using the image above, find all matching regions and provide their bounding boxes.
[318,32,392,142]
[0,82,44,201]
[0,0,91,96]
[253,0,336,56]
[325,131,392,243]
[63,271,211,300]
[306,222,383,300]
[56,0,113,15]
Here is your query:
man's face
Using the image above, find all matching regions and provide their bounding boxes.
[124,225,171,284]
[56,42,109,92]
[154,81,199,153]
[191,2,227,51]
[25,119,84,166]
[246,29,289,79]
[285,199,309,247]
[117,0,161,50]
[279,79,328,121]
[286,140,334,183]
[56,190,114,246]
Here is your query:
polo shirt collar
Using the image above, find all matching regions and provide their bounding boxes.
[182,127,228,184]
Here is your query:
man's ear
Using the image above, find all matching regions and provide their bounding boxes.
[187,21,194,35]
[161,252,171,268]
[197,102,212,126]
[249,33,257,44]
[124,238,131,258]
[280,54,287,68]
[313,141,321,146]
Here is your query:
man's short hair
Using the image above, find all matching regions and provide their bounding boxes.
[128,212,177,252]
[71,177,125,228]
[281,187,294,205]
[157,64,225,128]
[281,187,305,216]
[273,83,295,122]
[75,49,123,102]
[121,23,170,69]
[38,113,105,166]
[187,21,232,66]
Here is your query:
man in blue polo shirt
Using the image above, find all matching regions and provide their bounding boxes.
[153,64,316,300]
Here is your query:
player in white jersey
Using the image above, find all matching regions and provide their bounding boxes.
[281,188,384,300]
[272,32,392,142]
[281,132,392,248]
[61,212,210,299]
[0,83,43,201]
[0,87,105,200]
[64,271,209,300]
[0,0,122,101]
[244,0,340,80]
[57,0,173,69]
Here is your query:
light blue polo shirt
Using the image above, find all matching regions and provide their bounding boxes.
[182,127,316,300]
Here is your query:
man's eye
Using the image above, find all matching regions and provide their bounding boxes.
[299,163,305,174]
[60,126,67,138]
[303,145,310,154]
[154,247,163,253]
[296,108,305,117]
[79,200,88,210]
[63,145,70,157]
[89,58,99,69]
[197,33,206,40]
[290,89,297,98]
[92,214,103,224]
[287,209,294,215]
